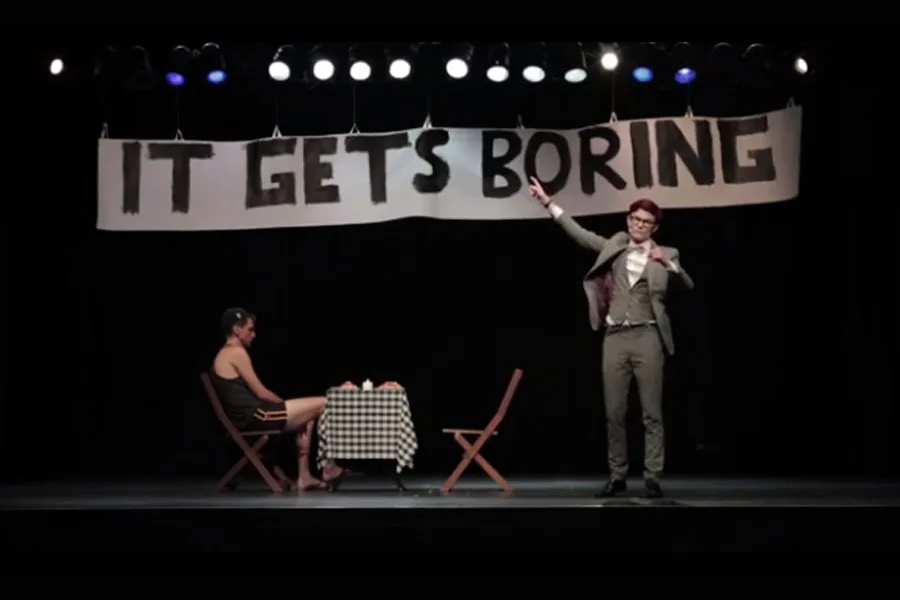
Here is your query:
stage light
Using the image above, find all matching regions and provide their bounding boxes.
[386,44,416,80]
[741,43,775,88]
[94,46,117,78]
[389,58,411,79]
[445,43,474,79]
[630,42,662,85]
[349,61,371,81]
[164,45,192,87]
[199,43,226,84]
[675,68,696,84]
[558,42,587,83]
[126,45,155,91]
[565,68,587,83]
[521,42,547,83]
[348,45,372,82]
[599,44,619,71]
[268,45,295,82]
[313,58,335,80]
[309,46,335,81]
[446,58,467,78]
[49,58,63,75]
[708,42,739,84]
[268,62,289,81]
[790,50,817,77]
[487,65,509,82]
[743,43,772,70]
[671,42,696,85]
[93,46,120,91]
[600,52,618,71]
[486,43,510,83]
[129,46,151,74]
[632,67,653,82]
[521,66,543,82]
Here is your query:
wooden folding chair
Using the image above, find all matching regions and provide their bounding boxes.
[200,373,292,493]
[441,368,523,494]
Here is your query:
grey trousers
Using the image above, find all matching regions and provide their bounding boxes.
[601,326,665,481]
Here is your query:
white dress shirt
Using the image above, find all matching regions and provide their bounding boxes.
[625,241,651,288]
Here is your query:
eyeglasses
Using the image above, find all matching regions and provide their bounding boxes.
[628,214,656,227]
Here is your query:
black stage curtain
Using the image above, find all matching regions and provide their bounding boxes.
[2,45,896,481]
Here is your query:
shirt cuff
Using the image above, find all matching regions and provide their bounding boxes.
[548,204,563,219]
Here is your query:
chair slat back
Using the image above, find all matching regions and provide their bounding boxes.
[485,368,523,431]
[200,373,243,439]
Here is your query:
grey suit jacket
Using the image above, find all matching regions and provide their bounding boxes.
[554,213,694,355]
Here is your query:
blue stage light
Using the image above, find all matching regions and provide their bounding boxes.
[207,69,226,84]
[165,72,185,86]
[632,67,653,83]
[675,68,696,85]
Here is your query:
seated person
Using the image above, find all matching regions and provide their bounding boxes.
[210,307,344,491]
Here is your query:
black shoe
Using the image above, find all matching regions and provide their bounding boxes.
[595,479,627,498]
[645,479,663,498]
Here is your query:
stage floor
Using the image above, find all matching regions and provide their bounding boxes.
[3,475,900,508]
[3,475,899,554]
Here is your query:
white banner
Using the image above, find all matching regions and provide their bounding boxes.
[96,106,802,231]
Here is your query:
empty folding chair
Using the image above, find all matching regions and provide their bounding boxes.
[441,368,522,493]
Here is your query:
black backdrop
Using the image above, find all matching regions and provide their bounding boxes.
[2,43,897,482]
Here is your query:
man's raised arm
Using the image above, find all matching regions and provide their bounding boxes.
[528,177,607,253]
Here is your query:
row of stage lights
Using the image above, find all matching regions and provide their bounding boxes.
[49,42,817,90]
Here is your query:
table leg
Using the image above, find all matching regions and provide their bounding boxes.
[385,462,406,491]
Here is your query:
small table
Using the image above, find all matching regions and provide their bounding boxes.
[317,387,418,489]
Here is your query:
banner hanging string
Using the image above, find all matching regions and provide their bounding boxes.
[349,86,360,134]
[609,78,618,123]
[422,93,432,129]
[273,92,282,137]
[95,80,111,140]
[174,88,184,140]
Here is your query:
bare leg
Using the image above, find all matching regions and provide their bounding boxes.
[296,421,325,490]
[283,397,326,431]
[282,397,344,489]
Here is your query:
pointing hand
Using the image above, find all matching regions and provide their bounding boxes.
[528,176,551,207]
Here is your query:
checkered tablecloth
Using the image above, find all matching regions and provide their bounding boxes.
[317,387,418,473]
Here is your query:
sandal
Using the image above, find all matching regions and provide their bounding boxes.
[323,467,348,491]
[297,479,329,492]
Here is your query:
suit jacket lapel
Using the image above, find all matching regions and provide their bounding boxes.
[645,260,665,289]
[644,246,673,291]
[586,233,629,279]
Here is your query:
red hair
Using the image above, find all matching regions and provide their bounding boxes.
[628,198,661,223]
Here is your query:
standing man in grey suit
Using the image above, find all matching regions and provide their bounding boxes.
[528,177,694,498]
